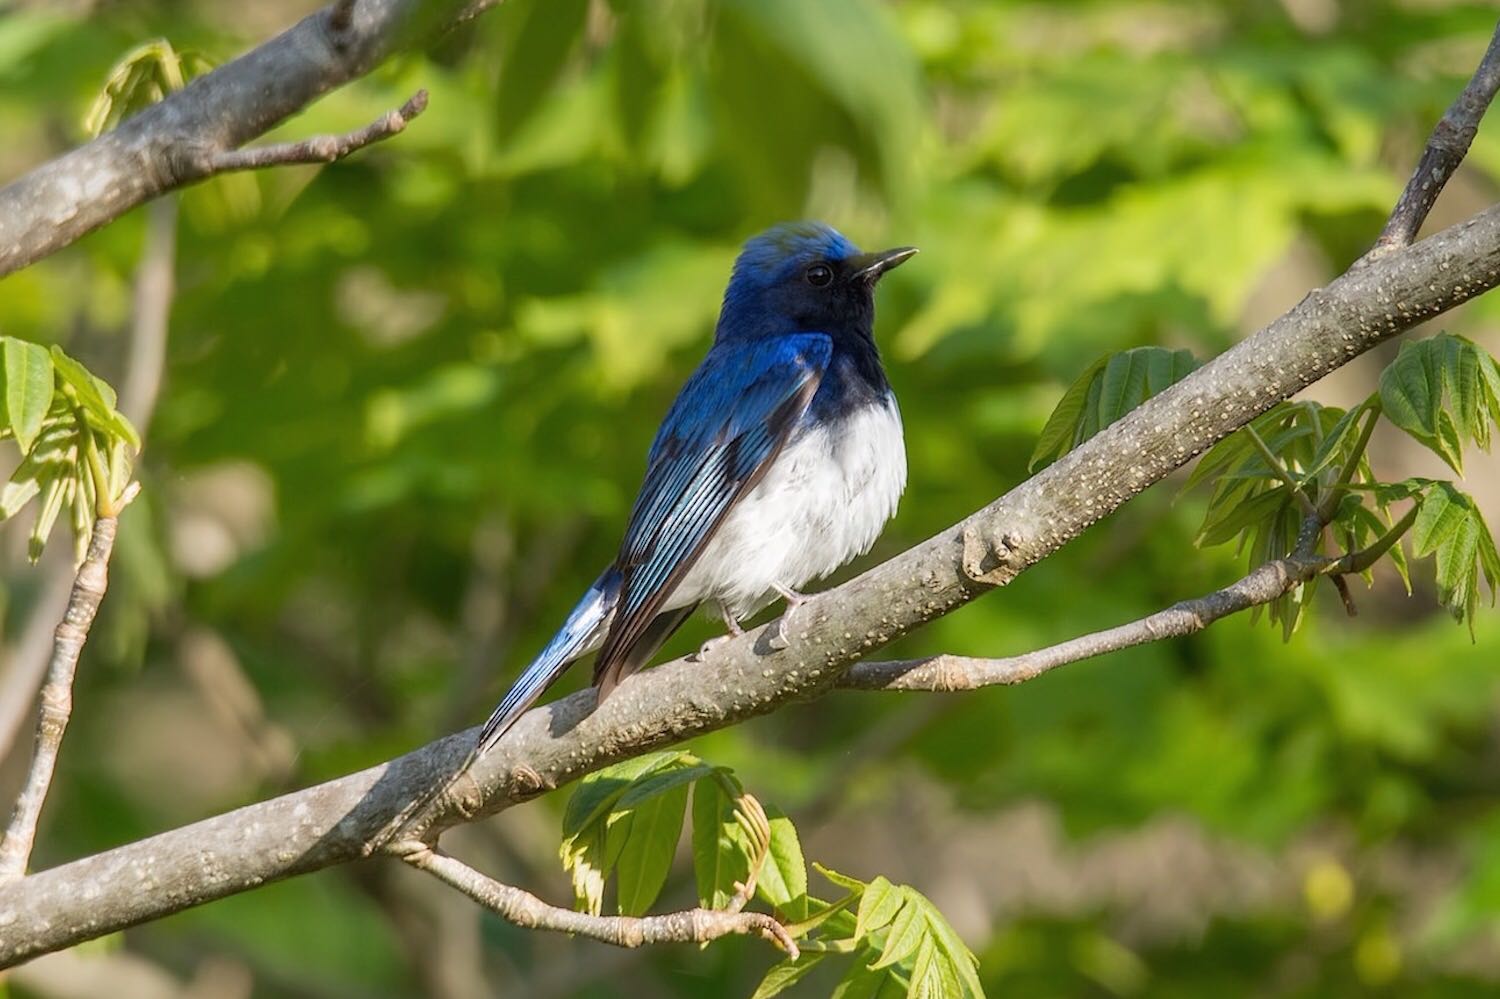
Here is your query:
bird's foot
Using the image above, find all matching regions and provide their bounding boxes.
[766,583,808,651]
[691,603,745,662]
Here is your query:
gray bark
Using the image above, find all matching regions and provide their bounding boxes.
[0,0,486,276]
[2,202,1498,965]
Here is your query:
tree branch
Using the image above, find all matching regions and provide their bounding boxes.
[0,0,497,277]
[201,89,427,173]
[0,517,121,880]
[1371,20,1500,254]
[2,199,1497,965]
[2,13,1500,969]
[840,502,1420,693]
[398,844,798,959]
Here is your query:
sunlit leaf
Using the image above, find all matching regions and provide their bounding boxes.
[3,338,53,453]
[751,953,828,999]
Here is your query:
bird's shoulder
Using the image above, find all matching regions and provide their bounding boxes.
[649,333,832,454]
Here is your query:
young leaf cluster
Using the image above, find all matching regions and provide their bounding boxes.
[1033,333,1499,636]
[563,753,985,998]
[0,337,140,562]
[83,38,213,138]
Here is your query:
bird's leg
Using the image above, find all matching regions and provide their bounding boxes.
[692,601,744,661]
[766,582,808,651]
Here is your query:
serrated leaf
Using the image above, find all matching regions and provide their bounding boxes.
[613,781,688,916]
[49,346,141,451]
[1029,354,1106,471]
[1298,402,1367,485]
[1030,347,1196,470]
[870,893,924,970]
[3,338,54,453]
[756,807,808,919]
[855,876,903,940]
[692,776,749,910]
[751,953,828,999]
[1412,484,1468,557]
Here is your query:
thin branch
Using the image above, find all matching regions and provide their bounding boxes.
[1371,20,1500,255]
[200,90,428,174]
[838,551,1329,693]
[399,845,798,959]
[846,503,1422,694]
[0,516,121,879]
[0,0,495,276]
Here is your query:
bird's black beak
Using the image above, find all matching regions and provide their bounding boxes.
[850,246,918,284]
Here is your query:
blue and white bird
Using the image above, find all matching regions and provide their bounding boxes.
[476,222,914,753]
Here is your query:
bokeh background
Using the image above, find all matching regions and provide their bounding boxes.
[4,0,1500,996]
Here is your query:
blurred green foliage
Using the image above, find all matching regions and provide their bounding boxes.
[4,0,1500,996]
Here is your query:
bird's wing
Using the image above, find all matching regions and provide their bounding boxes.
[592,333,832,697]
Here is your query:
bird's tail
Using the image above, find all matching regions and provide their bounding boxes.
[474,567,621,755]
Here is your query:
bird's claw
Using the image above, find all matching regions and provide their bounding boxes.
[766,583,807,651]
[691,634,734,663]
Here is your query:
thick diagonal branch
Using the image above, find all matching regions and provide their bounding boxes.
[399,845,797,958]
[1372,20,1500,253]
[0,518,120,880]
[3,201,1498,967]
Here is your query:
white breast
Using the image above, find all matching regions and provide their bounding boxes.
[669,397,907,619]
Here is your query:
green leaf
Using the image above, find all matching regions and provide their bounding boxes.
[48,346,141,450]
[756,807,809,919]
[563,751,690,841]
[751,953,828,999]
[815,863,868,894]
[692,776,749,910]
[870,892,923,970]
[1029,354,1106,471]
[28,469,72,563]
[612,781,689,916]
[855,876,903,940]
[832,961,887,999]
[1030,347,1197,470]
[1378,334,1500,475]
[566,823,609,916]
[1197,485,1291,548]
[3,338,53,453]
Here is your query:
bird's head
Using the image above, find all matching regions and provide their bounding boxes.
[716,222,916,342]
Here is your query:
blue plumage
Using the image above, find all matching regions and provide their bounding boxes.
[476,223,914,753]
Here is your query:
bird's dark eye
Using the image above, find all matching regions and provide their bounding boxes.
[805,264,833,287]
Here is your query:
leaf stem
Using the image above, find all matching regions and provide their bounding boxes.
[1245,425,1318,518]
[1318,397,1383,521]
[1330,501,1420,576]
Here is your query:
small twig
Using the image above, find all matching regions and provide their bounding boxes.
[1246,425,1318,517]
[1370,21,1500,255]
[200,90,428,174]
[398,844,799,959]
[0,516,122,879]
